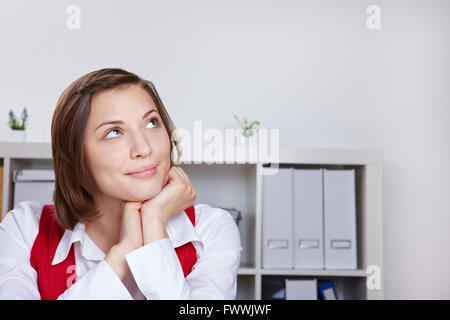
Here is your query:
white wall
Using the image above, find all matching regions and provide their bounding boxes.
[0,0,449,299]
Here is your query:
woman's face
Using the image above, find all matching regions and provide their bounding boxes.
[84,83,171,202]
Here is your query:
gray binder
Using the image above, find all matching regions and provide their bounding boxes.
[262,167,293,268]
[293,169,324,269]
[323,169,357,269]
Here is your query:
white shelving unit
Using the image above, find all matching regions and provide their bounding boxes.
[0,142,383,300]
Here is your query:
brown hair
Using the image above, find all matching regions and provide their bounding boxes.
[51,68,181,230]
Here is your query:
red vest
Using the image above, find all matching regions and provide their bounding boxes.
[30,204,197,300]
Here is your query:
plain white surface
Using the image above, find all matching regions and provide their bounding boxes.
[13,169,55,207]
[14,181,54,207]
[14,169,55,182]
[285,279,318,300]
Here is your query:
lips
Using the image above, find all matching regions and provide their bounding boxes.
[127,164,157,175]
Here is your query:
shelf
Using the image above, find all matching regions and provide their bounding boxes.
[0,142,382,164]
[259,268,368,277]
[238,267,257,275]
[0,142,51,159]
[238,267,367,277]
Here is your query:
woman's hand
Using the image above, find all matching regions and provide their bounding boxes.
[105,201,143,281]
[106,167,196,278]
[140,166,197,228]
[116,201,144,252]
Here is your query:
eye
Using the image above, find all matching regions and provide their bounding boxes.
[104,117,160,140]
[147,116,160,128]
[105,128,121,139]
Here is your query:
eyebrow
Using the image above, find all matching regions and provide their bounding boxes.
[95,109,158,132]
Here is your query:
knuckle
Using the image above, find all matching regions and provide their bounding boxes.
[123,201,141,212]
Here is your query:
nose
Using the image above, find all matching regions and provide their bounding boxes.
[130,130,153,159]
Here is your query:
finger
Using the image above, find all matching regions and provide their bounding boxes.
[123,204,142,221]
[176,167,192,186]
[163,170,171,186]
[170,166,186,185]
[172,167,188,185]
[174,167,196,201]
[164,167,177,185]
[123,201,141,212]
[173,168,194,199]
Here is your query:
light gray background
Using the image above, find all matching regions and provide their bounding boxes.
[0,0,449,299]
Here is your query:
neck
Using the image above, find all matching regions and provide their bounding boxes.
[85,195,122,255]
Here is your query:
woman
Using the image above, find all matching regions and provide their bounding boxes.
[0,68,242,299]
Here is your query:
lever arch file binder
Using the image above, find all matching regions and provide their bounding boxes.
[293,169,324,269]
[323,169,357,269]
[262,167,293,268]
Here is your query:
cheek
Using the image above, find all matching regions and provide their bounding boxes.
[153,130,172,160]
[87,145,125,184]
[153,132,172,180]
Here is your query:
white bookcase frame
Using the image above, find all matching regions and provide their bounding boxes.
[0,142,383,300]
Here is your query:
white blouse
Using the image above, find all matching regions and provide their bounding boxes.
[0,200,242,300]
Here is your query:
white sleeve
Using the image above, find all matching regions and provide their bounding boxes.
[56,260,133,300]
[0,203,41,299]
[0,242,40,299]
[125,211,242,300]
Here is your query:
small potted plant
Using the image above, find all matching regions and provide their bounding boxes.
[234,114,260,137]
[233,114,260,152]
[8,107,28,142]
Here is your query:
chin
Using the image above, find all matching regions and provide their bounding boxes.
[133,190,159,201]
[128,185,162,201]
[121,174,164,199]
